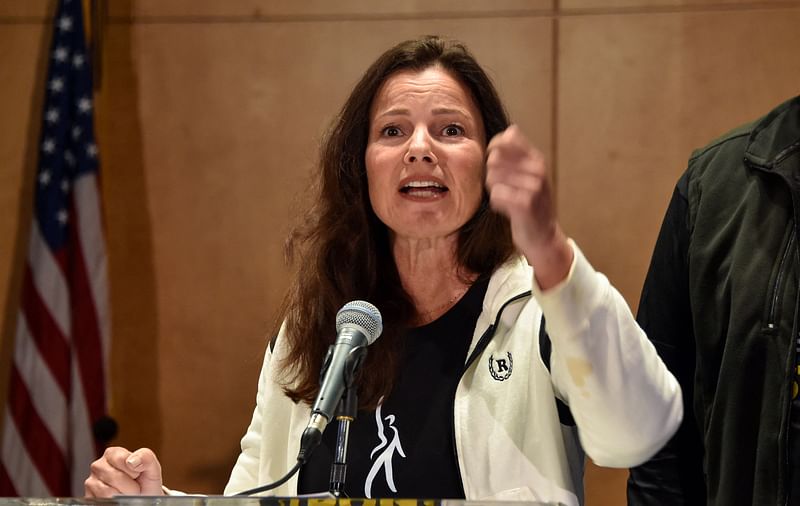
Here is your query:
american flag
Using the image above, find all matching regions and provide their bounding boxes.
[0,0,112,497]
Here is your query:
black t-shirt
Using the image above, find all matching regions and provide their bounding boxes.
[298,277,489,498]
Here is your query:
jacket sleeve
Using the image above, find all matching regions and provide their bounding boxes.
[223,343,273,495]
[534,239,683,469]
[627,176,707,505]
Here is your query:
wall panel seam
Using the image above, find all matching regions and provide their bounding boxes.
[558,2,800,16]
[104,10,555,25]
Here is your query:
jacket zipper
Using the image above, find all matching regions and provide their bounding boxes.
[765,170,798,506]
[768,233,794,329]
[449,291,531,497]
[767,222,795,506]
[784,239,799,506]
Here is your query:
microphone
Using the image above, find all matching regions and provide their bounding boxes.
[234,300,382,496]
[297,300,382,462]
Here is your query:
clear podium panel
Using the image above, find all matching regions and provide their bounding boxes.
[0,498,564,506]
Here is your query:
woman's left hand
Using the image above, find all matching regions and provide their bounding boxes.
[485,125,573,289]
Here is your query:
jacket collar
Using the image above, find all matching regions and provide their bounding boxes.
[462,255,532,369]
[483,255,533,319]
[745,95,800,171]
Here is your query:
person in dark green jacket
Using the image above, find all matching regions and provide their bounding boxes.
[627,95,800,506]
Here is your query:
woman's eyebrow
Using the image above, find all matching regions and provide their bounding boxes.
[375,106,470,118]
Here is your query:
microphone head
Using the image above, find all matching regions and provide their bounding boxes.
[335,300,383,345]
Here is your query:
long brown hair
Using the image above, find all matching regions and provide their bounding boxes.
[279,35,515,409]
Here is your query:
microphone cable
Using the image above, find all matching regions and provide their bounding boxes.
[233,459,303,496]
[233,414,327,496]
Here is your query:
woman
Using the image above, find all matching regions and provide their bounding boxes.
[85,36,681,504]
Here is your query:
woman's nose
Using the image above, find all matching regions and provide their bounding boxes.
[403,129,438,165]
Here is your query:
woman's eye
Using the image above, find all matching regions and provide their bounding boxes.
[443,125,464,136]
[382,126,401,137]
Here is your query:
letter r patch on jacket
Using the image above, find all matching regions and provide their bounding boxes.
[489,352,513,381]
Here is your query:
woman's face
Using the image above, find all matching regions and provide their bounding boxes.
[365,66,486,242]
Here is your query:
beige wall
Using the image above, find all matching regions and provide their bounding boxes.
[1,0,799,502]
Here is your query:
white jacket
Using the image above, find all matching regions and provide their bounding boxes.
[222,243,682,504]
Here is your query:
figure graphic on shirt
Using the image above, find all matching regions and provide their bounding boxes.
[364,404,406,498]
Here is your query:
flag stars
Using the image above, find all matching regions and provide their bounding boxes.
[61,179,70,193]
[42,138,56,154]
[86,143,98,158]
[56,209,69,225]
[49,77,65,93]
[72,126,82,140]
[39,170,52,186]
[58,16,73,32]
[65,150,76,167]
[45,108,60,124]
[77,96,92,114]
[53,46,69,63]
[73,53,85,69]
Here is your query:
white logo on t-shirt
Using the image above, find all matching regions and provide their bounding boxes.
[364,404,406,498]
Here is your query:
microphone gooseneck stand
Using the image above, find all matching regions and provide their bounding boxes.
[329,345,365,497]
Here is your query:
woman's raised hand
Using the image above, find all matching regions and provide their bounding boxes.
[486,125,573,289]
